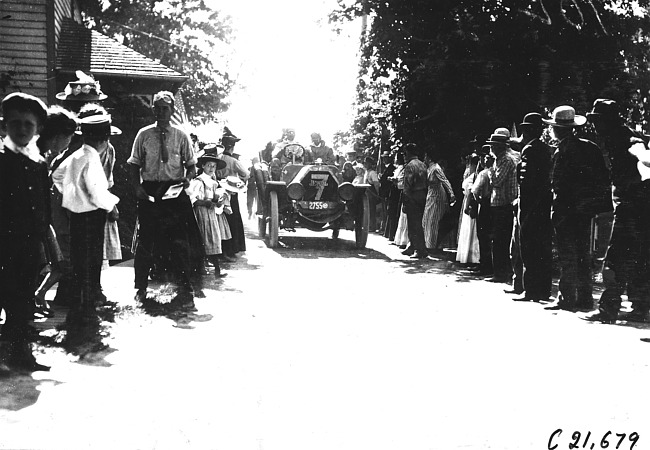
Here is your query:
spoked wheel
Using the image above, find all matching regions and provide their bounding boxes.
[258,215,266,238]
[268,190,279,248]
[355,191,370,249]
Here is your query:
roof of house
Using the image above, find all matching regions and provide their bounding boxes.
[56,18,187,81]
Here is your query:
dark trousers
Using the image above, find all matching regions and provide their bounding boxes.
[384,189,401,240]
[405,190,427,253]
[69,209,106,312]
[491,205,514,279]
[519,197,553,299]
[477,198,493,274]
[553,212,593,305]
[599,193,650,314]
[135,183,193,290]
[0,236,40,343]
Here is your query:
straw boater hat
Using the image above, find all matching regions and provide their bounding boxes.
[56,71,107,102]
[77,107,121,136]
[542,105,587,127]
[222,175,246,193]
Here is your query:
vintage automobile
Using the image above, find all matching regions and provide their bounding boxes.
[252,143,370,248]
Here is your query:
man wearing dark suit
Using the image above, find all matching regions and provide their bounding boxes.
[544,105,611,311]
[402,143,429,258]
[584,99,650,323]
[512,113,553,302]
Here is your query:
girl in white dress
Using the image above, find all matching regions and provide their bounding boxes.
[189,154,228,277]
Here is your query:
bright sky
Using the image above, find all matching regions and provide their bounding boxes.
[196,0,362,160]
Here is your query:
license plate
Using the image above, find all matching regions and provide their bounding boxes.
[307,201,329,210]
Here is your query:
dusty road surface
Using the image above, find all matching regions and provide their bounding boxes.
[1,219,650,450]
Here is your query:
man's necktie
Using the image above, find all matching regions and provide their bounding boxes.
[160,127,169,163]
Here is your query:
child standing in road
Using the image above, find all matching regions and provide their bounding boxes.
[190,152,228,277]
[0,92,51,372]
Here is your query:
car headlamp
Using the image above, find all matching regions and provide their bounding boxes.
[287,182,306,200]
[338,182,355,201]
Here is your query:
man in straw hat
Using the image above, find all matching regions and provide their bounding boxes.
[216,126,249,258]
[543,105,611,312]
[583,99,650,323]
[128,90,198,305]
[54,104,120,330]
[485,129,518,283]
[512,112,553,302]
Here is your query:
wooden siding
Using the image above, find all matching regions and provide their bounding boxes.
[54,0,73,46]
[0,0,48,100]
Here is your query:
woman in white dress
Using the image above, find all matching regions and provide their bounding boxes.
[392,154,409,248]
[456,154,480,264]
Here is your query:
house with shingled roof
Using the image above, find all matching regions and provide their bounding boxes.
[0,0,191,257]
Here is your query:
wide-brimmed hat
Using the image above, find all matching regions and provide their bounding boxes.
[56,71,107,102]
[543,105,587,127]
[587,99,620,122]
[196,148,227,170]
[486,133,510,146]
[76,108,121,136]
[520,112,544,128]
[221,126,240,148]
[222,175,246,193]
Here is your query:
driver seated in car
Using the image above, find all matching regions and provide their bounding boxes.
[270,128,305,179]
[272,128,299,165]
[304,132,335,165]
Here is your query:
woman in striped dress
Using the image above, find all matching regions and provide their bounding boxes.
[422,152,455,251]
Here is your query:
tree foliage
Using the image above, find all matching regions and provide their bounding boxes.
[330,0,650,162]
[79,0,235,124]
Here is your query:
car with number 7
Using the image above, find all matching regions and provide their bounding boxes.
[251,143,371,248]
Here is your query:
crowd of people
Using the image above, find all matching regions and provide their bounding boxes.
[0,75,251,372]
[3,83,650,373]
[373,101,650,325]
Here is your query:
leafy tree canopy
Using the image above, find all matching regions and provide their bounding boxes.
[330,0,650,162]
[79,0,235,125]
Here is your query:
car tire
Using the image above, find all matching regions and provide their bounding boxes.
[258,215,266,238]
[355,191,369,249]
[269,190,279,248]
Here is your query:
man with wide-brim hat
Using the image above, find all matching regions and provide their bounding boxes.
[484,129,518,283]
[542,105,611,312]
[583,99,650,323]
[128,90,198,305]
[511,112,553,303]
[215,127,248,258]
[53,104,120,328]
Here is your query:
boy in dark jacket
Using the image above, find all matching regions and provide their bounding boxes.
[0,92,51,372]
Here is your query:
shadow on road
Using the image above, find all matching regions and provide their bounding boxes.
[139,283,214,330]
[260,235,394,261]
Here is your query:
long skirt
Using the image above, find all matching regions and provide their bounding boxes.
[194,205,223,256]
[224,192,246,254]
[456,196,480,263]
[103,218,122,261]
[394,210,409,246]
[423,186,448,249]
[217,213,232,241]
